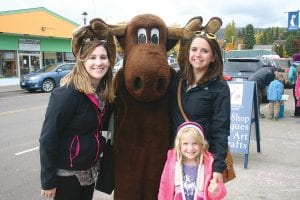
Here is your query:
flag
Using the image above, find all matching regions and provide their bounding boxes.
[288,11,299,31]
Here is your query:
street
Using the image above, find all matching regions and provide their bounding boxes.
[0,88,299,200]
[0,90,49,200]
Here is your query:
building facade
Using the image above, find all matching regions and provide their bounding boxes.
[0,7,79,78]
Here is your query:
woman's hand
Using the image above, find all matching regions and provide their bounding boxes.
[213,172,223,183]
[41,188,56,199]
[208,179,219,195]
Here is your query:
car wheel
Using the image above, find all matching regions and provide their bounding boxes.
[42,79,55,92]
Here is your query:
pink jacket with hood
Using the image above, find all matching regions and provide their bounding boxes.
[158,149,226,200]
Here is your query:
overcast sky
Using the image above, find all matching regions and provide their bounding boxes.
[1,0,299,28]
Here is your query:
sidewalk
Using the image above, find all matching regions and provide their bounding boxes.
[93,89,300,200]
[0,78,20,92]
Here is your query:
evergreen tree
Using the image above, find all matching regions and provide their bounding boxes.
[244,24,256,49]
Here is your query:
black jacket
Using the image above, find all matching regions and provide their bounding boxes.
[171,72,231,173]
[39,86,111,190]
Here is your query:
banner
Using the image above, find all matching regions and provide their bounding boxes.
[288,11,299,31]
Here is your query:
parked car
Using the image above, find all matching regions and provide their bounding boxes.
[20,62,75,92]
[112,58,123,76]
[223,58,264,81]
[168,56,180,72]
[223,74,232,81]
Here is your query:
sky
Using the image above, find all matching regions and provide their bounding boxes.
[1,0,299,28]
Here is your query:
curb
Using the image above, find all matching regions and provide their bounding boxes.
[0,84,22,93]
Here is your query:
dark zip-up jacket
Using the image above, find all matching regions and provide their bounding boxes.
[171,72,231,173]
[39,86,110,190]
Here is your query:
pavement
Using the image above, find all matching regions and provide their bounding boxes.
[0,78,21,92]
[1,78,299,199]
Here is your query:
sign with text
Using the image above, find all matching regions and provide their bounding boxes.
[288,11,299,31]
[19,38,41,51]
[228,81,255,154]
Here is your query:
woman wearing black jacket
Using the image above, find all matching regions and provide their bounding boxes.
[171,31,231,184]
[39,36,114,200]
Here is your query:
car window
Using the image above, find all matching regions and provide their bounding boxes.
[273,59,290,69]
[115,59,123,67]
[55,64,74,71]
[58,64,70,71]
[224,59,261,72]
[44,64,57,72]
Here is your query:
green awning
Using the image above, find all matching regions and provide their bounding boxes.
[0,34,72,52]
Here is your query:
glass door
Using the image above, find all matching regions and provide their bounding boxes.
[18,54,41,76]
[30,55,40,72]
[19,55,30,76]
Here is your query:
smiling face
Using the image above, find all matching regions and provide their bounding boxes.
[180,133,202,165]
[189,37,215,76]
[84,45,110,86]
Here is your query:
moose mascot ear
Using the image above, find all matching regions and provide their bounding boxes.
[177,17,222,70]
[71,18,117,66]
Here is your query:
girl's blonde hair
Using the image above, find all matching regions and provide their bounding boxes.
[174,122,209,164]
[61,40,115,103]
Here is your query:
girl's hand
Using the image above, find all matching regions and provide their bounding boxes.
[41,188,56,199]
[208,179,219,195]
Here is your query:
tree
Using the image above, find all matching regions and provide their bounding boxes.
[283,30,300,56]
[286,35,298,56]
[256,26,283,45]
[244,24,256,49]
[224,20,237,48]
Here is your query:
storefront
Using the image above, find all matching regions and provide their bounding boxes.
[0,7,79,78]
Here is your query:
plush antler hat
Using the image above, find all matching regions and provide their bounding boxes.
[71,18,117,66]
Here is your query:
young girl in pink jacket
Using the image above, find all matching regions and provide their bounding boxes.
[158,121,227,200]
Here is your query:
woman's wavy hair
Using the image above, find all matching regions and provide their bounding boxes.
[61,40,115,103]
[182,34,224,85]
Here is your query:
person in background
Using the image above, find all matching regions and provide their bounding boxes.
[158,121,227,200]
[39,37,114,200]
[171,31,230,184]
[294,67,300,117]
[248,65,277,118]
[288,63,297,117]
[267,72,284,120]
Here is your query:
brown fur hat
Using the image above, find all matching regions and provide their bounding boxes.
[71,18,117,66]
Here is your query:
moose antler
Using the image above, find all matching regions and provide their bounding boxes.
[202,17,222,33]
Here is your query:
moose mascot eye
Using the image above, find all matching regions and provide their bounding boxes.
[151,28,159,44]
[137,28,147,44]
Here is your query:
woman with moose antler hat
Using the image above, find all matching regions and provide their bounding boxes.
[171,17,231,186]
[39,22,115,200]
